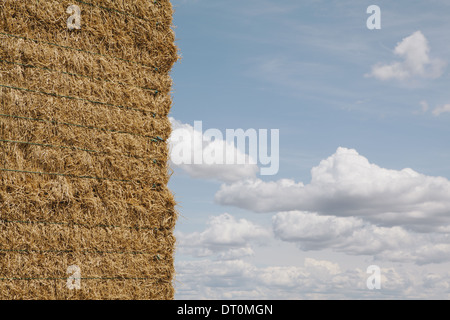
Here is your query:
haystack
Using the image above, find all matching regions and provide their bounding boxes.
[0,0,178,299]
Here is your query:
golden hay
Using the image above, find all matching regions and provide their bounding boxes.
[0,0,178,299]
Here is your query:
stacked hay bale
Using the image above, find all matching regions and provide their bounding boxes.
[0,0,178,299]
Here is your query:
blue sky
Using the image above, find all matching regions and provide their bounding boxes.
[168,0,450,299]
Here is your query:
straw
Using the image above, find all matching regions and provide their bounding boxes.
[0,0,178,300]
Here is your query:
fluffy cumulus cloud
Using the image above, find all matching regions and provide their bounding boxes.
[168,118,259,183]
[215,147,450,232]
[175,257,450,299]
[272,211,450,264]
[273,211,365,249]
[175,258,357,299]
[367,31,446,81]
[176,213,271,259]
[173,146,450,297]
[175,213,450,297]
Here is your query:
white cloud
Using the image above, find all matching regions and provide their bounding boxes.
[272,211,365,248]
[432,104,450,116]
[272,211,450,264]
[175,258,361,299]
[412,244,450,265]
[215,147,450,232]
[176,213,271,258]
[415,100,430,114]
[217,247,255,261]
[215,178,306,213]
[413,100,450,117]
[367,31,446,81]
[415,100,450,116]
[175,257,450,299]
[168,118,259,183]
[304,257,341,275]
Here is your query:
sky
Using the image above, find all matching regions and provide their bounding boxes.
[168,0,450,299]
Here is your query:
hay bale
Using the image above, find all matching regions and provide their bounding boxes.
[0,0,178,299]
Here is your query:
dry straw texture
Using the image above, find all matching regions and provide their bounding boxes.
[0,0,178,299]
